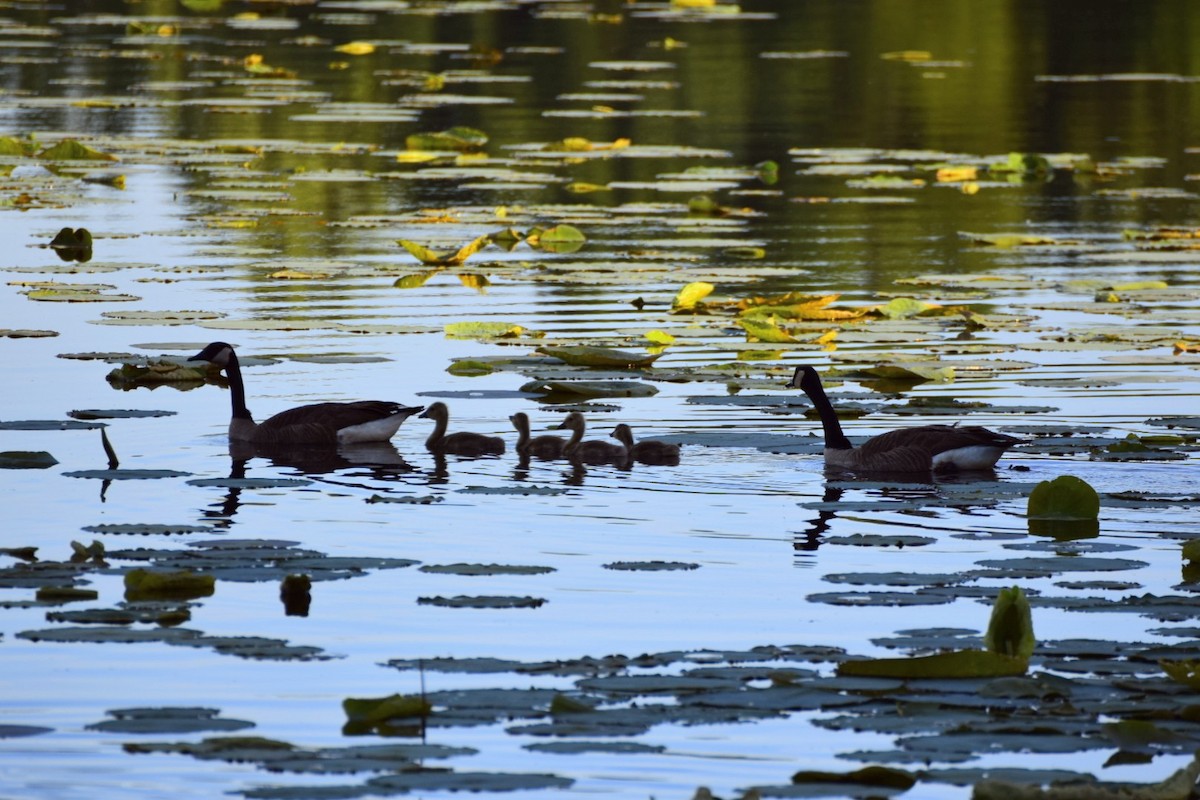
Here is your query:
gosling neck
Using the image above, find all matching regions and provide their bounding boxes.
[425,407,448,449]
[512,415,530,450]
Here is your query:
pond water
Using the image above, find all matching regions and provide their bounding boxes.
[2,2,1200,798]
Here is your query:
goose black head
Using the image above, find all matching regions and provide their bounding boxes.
[190,341,235,368]
[788,365,822,393]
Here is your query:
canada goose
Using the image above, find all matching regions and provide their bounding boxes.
[189,342,422,446]
[510,412,566,460]
[789,365,1022,472]
[556,411,628,465]
[420,402,505,456]
[611,424,680,465]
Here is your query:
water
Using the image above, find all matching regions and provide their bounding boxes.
[2,1,1200,798]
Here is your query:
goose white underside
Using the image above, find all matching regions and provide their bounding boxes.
[336,416,408,444]
[931,445,1006,470]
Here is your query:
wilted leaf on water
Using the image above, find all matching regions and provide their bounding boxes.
[334,41,375,56]
[124,569,215,601]
[874,297,938,319]
[738,316,798,343]
[393,271,438,289]
[38,139,118,161]
[724,246,765,259]
[444,321,525,339]
[458,274,490,291]
[268,268,327,280]
[398,234,491,265]
[405,126,488,152]
[984,586,1035,659]
[645,330,676,346]
[0,451,58,469]
[537,345,660,368]
[969,233,1061,247]
[739,293,864,321]
[671,281,714,311]
[526,224,585,254]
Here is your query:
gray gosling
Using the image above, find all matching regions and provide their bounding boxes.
[556,411,628,465]
[420,401,505,456]
[510,412,567,460]
[611,424,680,465]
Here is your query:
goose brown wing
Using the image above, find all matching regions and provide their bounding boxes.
[259,401,410,443]
[858,424,1018,461]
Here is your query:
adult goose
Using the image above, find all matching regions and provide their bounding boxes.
[556,411,628,466]
[789,365,1022,473]
[611,424,680,466]
[189,342,422,446]
[510,412,566,460]
[420,402,505,456]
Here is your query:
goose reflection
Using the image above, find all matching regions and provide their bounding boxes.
[201,441,418,526]
[229,439,415,477]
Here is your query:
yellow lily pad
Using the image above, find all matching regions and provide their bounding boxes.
[671,281,714,312]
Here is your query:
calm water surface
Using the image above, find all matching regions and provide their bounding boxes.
[2,2,1199,798]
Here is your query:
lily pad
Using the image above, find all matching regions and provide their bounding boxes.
[537,345,660,368]
[0,451,58,469]
[416,595,546,609]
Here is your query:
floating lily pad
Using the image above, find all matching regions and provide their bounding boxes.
[416,595,546,609]
[185,477,312,489]
[0,725,53,738]
[456,485,570,496]
[81,523,217,535]
[64,469,192,480]
[603,561,700,571]
[0,451,58,469]
[418,564,555,576]
[87,707,254,735]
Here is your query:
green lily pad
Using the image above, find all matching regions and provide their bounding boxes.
[537,345,660,368]
[0,451,58,469]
